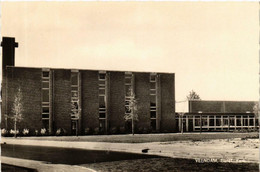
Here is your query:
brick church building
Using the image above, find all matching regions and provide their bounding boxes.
[1,37,176,135]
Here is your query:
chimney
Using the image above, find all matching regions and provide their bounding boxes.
[1,37,18,74]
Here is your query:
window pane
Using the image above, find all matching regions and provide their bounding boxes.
[150,82,156,89]
[99,80,105,86]
[151,119,156,131]
[230,118,235,126]
[125,77,132,84]
[195,119,200,126]
[99,96,106,108]
[150,95,156,106]
[99,73,106,80]
[42,107,49,113]
[150,75,156,82]
[249,119,254,126]
[202,118,207,126]
[223,118,228,126]
[71,86,78,91]
[125,85,131,96]
[42,72,49,78]
[236,119,241,126]
[42,90,49,102]
[216,119,221,126]
[42,82,49,88]
[71,91,78,99]
[42,120,49,130]
[151,111,156,118]
[99,89,105,95]
[125,106,131,113]
[243,118,248,126]
[150,89,156,95]
[71,73,78,85]
[99,112,106,118]
[42,113,49,119]
[209,119,214,126]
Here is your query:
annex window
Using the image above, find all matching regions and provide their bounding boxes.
[223,116,229,126]
[202,116,207,126]
[195,116,201,126]
[243,116,248,126]
[229,116,235,126]
[216,116,221,126]
[209,116,214,126]
[236,116,242,126]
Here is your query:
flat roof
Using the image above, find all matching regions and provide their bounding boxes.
[5,65,175,75]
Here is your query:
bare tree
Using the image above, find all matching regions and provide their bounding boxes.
[253,102,259,127]
[187,90,201,100]
[11,88,23,138]
[124,88,138,135]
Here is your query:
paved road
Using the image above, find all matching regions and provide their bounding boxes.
[2,164,37,172]
[1,144,159,165]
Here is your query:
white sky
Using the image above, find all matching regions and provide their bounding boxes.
[1,2,259,111]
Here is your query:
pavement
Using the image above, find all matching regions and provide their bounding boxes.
[1,136,259,171]
[1,156,95,172]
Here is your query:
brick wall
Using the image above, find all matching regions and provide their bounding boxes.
[134,73,150,130]
[81,70,99,133]
[225,101,256,113]
[4,67,42,131]
[109,71,125,129]
[189,100,257,113]
[160,73,176,132]
[53,69,71,134]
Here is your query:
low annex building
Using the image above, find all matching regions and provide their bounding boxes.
[1,37,176,135]
[176,100,259,132]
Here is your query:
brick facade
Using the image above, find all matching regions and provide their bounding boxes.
[4,67,42,131]
[1,67,176,135]
[160,73,176,132]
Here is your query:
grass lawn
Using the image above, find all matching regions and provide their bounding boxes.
[17,132,259,143]
[83,157,259,172]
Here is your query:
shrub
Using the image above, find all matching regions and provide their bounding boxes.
[22,128,29,136]
[35,129,39,136]
[143,127,149,134]
[84,128,93,135]
[119,127,126,134]
[110,127,118,134]
[40,128,47,135]
[56,128,62,136]
[1,128,8,137]
[55,128,67,136]
[10,129,19,136]
[93,127,99,135]
[138,127,143,134]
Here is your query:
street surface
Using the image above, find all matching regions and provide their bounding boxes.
[1,143,159,165]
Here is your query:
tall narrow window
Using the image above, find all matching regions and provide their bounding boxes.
[125,72,133,116]
[71,71,80,119]
[99,71,107,132]
[150,73,157,131]
[42,69,50,130]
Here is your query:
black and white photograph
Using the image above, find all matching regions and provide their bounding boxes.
[0,1,259,172]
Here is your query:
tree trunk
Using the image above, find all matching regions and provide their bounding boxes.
[14,119,17,138]
[132,115,134,135]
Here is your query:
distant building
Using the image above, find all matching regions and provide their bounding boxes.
[1,37,176,135]
[176,100,258,132]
